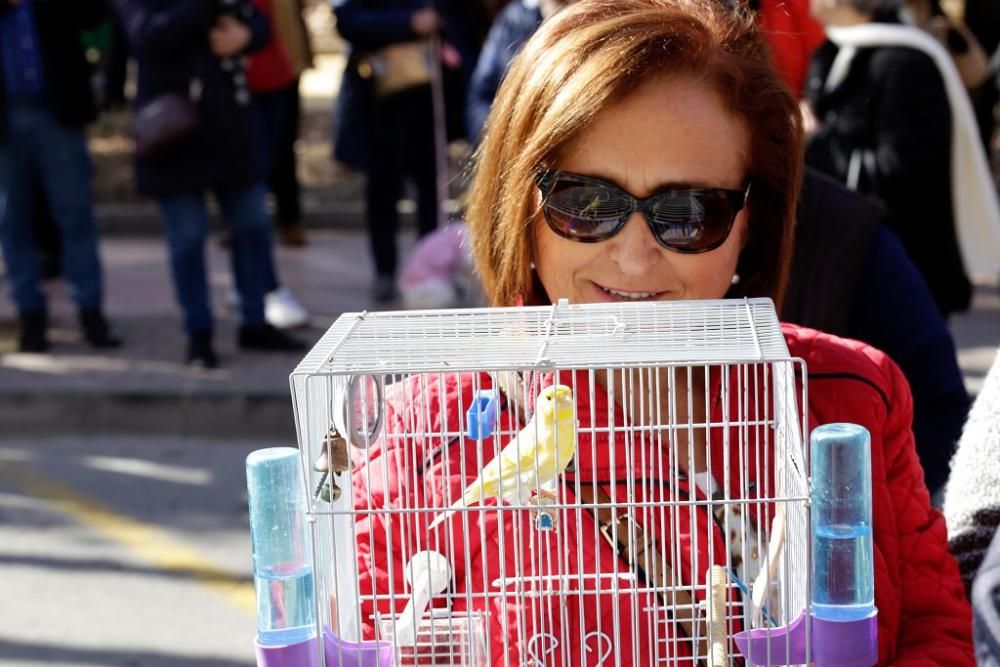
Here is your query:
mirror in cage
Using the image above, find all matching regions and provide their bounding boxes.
[332,374,385,449]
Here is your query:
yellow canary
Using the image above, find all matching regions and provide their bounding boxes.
[429,384,577,530]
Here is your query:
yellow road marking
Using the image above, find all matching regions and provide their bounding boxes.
[0,461,255,615]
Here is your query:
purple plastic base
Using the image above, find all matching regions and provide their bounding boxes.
[323,628,395,667]
[255,635,320,667]
[733,609,878,667]
[255,628,395,667]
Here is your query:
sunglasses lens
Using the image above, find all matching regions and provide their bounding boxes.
[542,182,628,241]
[539,172,743,251]
[646,190,738,251]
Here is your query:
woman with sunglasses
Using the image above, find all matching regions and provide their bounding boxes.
[347,0,973,662]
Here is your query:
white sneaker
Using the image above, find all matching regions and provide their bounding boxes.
[265,287,310,329]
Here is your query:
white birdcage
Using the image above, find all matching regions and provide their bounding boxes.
[288,298,812,667]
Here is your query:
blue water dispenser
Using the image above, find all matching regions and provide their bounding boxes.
[810,423,875,622]
[734,422,878,666]
[246,447,317,648]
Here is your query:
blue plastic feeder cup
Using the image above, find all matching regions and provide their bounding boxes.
[466,390,499,440]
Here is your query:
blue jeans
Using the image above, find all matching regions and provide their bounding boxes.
[158,184,273,335]
[0,104,104,314]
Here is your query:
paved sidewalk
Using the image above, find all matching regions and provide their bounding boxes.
[0,229,410,440]
[0,228,997,439]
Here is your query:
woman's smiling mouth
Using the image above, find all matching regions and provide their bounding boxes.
[594,282,666,300]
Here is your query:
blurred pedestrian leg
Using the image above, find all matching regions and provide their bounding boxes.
[249,87,310,328]
[0,106,119,352]
[32,179,62,280]
[256,80,304,237]
[0,0,120,353]
[333,0,472,303]
[269,80,305,246]
[158,193,218,343]
[247,0,312,247]
[7,107,101,308]
[247,0,311,326]
[367,84,439,293]
[159,183,303,367]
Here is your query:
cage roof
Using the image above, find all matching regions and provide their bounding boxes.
[291,298,791,376]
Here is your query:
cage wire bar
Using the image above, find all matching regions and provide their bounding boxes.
[288,298,811,667]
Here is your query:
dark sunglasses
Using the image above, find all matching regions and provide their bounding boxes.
[535,170,750,253]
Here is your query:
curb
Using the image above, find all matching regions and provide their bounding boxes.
[0,390,297,441]
[95,201,369,235]
[92,194,463,235]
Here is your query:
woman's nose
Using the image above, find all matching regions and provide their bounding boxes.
[607,212,664,273]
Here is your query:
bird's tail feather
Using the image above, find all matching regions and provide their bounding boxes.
[428,499,466,531]
[428,482,487,530]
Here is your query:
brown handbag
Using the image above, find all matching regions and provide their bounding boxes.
[132,90,202,159]
[364,41,432,97]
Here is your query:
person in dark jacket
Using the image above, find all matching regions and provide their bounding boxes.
[804,0,972,318]
[113,0,304,368]
[467,0,544,143]
[332,0,469,302]
[0,0,121,353]
[784,169,970,496]
[248,0,313,249]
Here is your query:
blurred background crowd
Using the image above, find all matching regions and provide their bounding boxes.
[4,0,999,460]
[3,0,998,342]
[3,5,1000,448]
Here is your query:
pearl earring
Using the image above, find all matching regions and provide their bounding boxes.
[731,273,741,286]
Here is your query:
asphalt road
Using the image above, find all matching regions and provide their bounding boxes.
[0,437,259,667]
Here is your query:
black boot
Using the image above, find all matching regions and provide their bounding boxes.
[18,311,49,353]
[186,331,219,369]
[79,308,122,348]
[373,275,397,303]
[238,323,306,351]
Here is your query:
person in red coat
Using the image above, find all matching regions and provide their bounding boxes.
[247,0,313,249]
[242,0,312,330]
[755,0,827,93]
[345,0,974,663]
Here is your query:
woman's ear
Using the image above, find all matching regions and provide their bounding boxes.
[737,206,752,251]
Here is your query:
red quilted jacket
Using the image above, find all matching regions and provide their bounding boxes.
[348,324,972,665]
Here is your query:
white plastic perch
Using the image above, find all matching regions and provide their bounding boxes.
[392,550,452,646]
